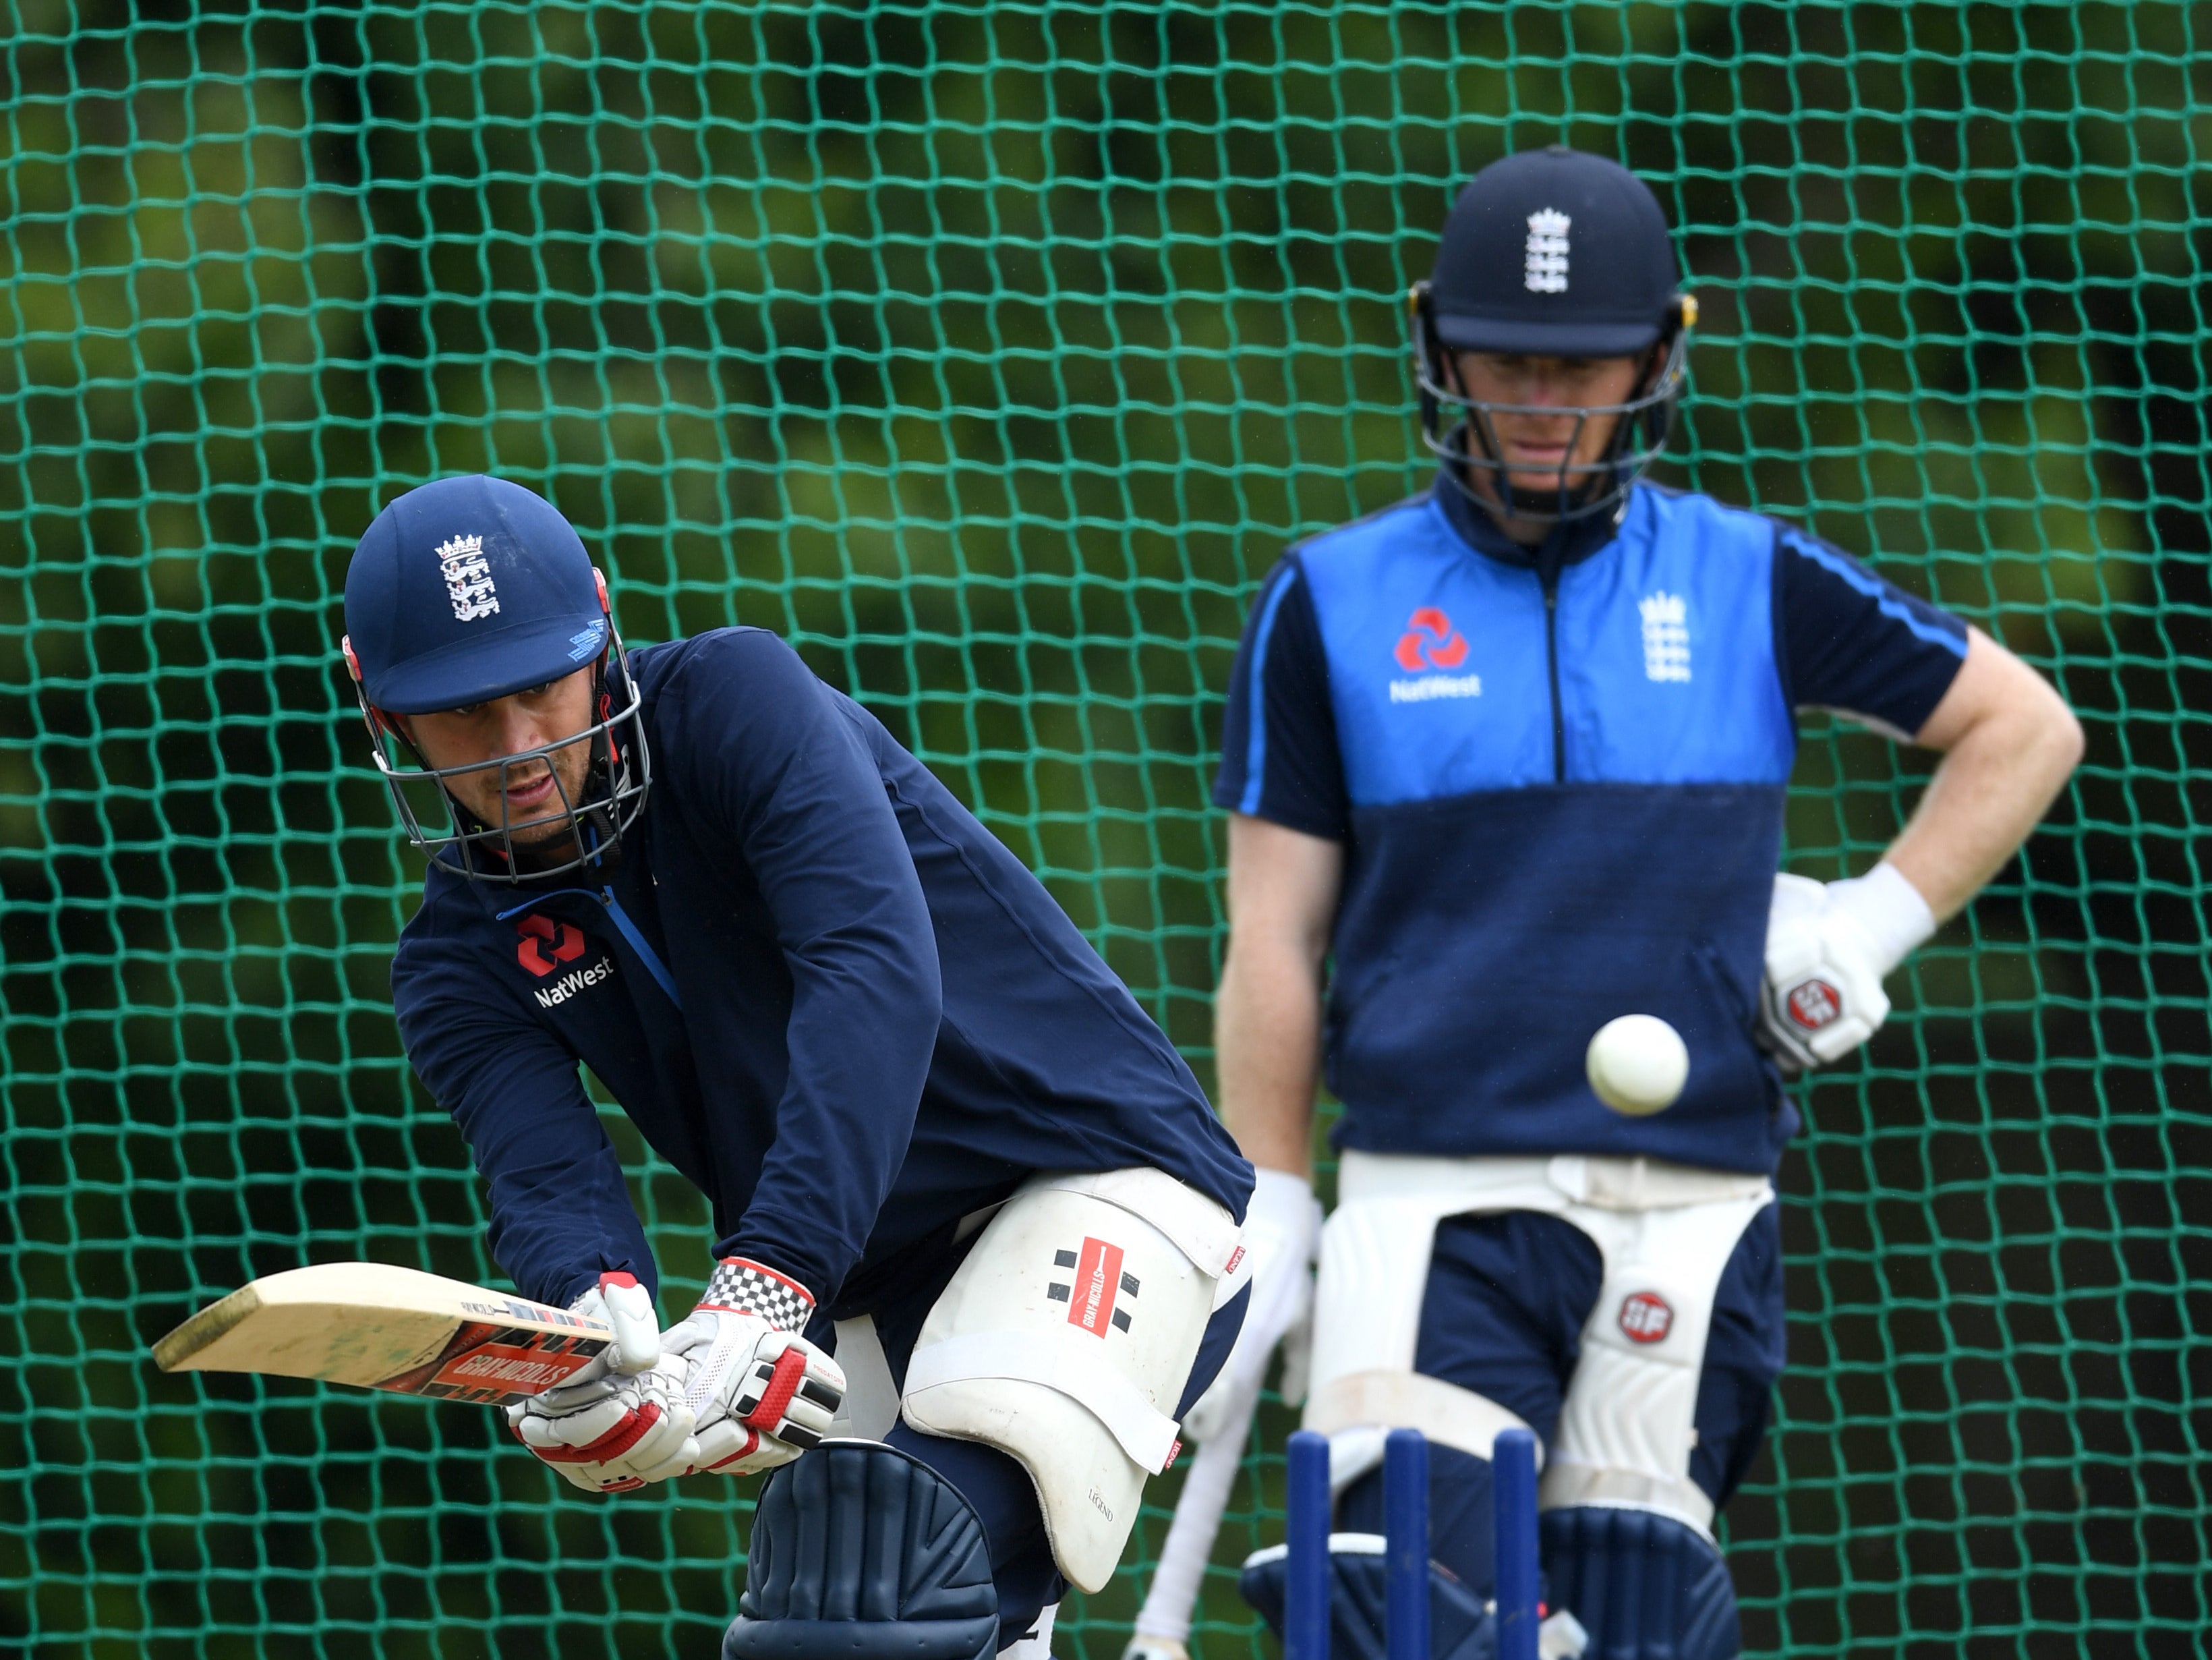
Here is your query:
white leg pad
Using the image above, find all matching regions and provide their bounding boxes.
[1543,1193,1770,1539]
[899,1168,1238,1594]
[1307,1369,1541,1497]
[1303,1151,1776,1540]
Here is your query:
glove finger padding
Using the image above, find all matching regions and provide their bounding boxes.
[660,1257,847,1479]
[731,1336,844,1446]
[1763,952,1890,1070]
[668,1326,845,1477]
[568,1269,663,1374]
[1759,867,1928,1072]
[506,1359,697,1493]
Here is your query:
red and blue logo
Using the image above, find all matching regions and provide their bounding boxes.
[517,914,587,977]
[1393,607,1469,672]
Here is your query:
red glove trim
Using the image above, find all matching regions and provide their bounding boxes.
[526,1402,664,1466]
[740,1347,812,1433]
[699,1427,763,1473]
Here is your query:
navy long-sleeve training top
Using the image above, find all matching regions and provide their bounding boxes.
[392,628,1250,1314]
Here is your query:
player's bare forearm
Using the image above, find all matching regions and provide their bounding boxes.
[1887,627,2084,920]
[1217,814,1343,1178]
[1217,942,1323,1175]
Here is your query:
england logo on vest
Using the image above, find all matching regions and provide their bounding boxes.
[436,532,501,622]
[1640,591,1691,682]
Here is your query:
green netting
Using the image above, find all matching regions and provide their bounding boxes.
[4,2,2207,1656]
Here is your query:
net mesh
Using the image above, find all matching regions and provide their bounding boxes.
[4,3,2205,1656]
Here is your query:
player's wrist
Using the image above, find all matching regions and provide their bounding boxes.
[699,1256,816,1334]
[1827,861,1936,976]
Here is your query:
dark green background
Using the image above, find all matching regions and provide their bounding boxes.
[3,3,2205,1657]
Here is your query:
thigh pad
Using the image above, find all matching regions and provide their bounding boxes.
[898,1168,1240,1594]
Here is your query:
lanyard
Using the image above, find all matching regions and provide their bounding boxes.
[496,884,683,1012]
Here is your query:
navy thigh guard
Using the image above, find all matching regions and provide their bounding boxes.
[725,1440,999,1660]
[1337,1205,1784,1595]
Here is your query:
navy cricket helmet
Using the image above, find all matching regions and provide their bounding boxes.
[340,475,650,882]
[1409,146,1697,525]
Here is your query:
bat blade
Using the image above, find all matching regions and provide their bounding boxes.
[153,1263,613,1403]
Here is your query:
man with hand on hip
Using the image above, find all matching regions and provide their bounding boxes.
[1144,146,2079,1660]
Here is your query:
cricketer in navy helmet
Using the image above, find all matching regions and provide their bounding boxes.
[1148,148,2081,1660]
[339,476,1256,1660]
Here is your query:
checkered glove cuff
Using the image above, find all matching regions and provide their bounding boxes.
[700,1257,814,1333]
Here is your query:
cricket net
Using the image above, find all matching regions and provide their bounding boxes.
[3,5,2205,1657]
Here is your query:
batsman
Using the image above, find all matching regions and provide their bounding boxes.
[340,476,1254,1658]
[1144,148,2083,1659]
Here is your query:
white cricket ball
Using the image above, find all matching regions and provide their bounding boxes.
[1585,1014,1689,1117]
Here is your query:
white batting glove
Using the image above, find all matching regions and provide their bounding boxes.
[1759,864,1936,1073]
[656,1257,846,1479]
[1180,1169,1320,1443]
[506,1273,696,1493]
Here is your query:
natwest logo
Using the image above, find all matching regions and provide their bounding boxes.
[1389,607,1481,704]
[1394,606,1470,672]
[516,914,587,977]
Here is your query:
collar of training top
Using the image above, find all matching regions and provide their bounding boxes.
[1430,463,1628,575]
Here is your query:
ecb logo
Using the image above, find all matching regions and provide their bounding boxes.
[436,532,501,623]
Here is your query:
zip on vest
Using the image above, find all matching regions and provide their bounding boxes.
[1542,570,1566,782]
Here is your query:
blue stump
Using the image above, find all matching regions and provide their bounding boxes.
[1492,1427,1540,1660]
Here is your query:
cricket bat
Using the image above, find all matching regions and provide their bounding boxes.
[152,1262,612,1403]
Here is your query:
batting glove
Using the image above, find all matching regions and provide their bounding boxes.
[506,1271,693,1493]
[569,1269,662,1373]
[1758,864,1935,1073]
[657,1257,845,1479]
[1180,1168,1320,1443]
